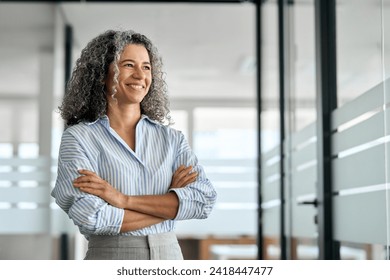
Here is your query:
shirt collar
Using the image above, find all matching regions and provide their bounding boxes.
[139,114,160,126]
[83,114,160,127]
[84,115,109,128]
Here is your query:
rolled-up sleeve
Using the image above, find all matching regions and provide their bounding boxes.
[51,130,124,237]
[169,132,217,220]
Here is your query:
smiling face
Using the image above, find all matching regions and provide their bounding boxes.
[106,44,152,106]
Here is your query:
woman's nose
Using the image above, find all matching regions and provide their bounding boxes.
[132,67,146,79]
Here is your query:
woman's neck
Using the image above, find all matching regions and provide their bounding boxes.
[107,103,142,131]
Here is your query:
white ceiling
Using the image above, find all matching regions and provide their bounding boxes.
[0,2,256,101]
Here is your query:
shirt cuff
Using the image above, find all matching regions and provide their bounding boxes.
[169,187,207,220]
[94,204,125,235]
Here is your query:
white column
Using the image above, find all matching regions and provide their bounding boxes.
[38,50,54,242]
[38,51,54,158]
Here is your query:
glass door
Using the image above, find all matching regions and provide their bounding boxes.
[283,0,319,260]
[332,0,388,260]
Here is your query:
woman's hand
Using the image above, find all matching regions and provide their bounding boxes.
[73,169,126,208]
[170,165,198,189]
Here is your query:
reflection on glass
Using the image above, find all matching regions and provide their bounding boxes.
[336,0,383,107]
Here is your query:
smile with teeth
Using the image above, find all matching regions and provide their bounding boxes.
[128,84,145,90]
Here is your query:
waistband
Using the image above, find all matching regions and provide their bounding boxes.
[88,232,178,249]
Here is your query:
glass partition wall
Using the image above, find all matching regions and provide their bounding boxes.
[261,0,319,260]
[260,0,390,259]
[333,0,388,260]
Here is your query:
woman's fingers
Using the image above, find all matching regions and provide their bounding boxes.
[170,165,198,188]
[174,165,186,174]
[73,169,102,184]
[78,169,97,176]
[73,169,105,192]
[171,165,186,186]
[74,175,99,184]
[73,180,104,196]
[170,165,185,186]
[73,181,101,189]
[171,165,189,183]
[176,171,197,187]
[182,171,198,186]
[71,169,125,208]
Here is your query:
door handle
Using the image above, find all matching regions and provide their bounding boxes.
[297,199,318,207]
[297,199,318,224]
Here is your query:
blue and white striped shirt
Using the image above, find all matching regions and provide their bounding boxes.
[51,115,217,239]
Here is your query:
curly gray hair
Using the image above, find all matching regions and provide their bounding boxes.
[59,29,171,126]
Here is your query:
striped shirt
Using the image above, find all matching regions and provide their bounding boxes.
[51,114,217,239]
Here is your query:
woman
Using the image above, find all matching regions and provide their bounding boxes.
[51,30,217,260]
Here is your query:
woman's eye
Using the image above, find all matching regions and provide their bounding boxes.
[143,66,151,70]
[123,63,134,67]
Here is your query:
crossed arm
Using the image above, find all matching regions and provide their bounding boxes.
[72,165,197,233]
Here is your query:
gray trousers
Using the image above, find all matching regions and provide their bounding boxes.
[84,232,183,260]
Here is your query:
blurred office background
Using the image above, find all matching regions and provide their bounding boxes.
[0,0,390,260]
[0,1,257,260]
